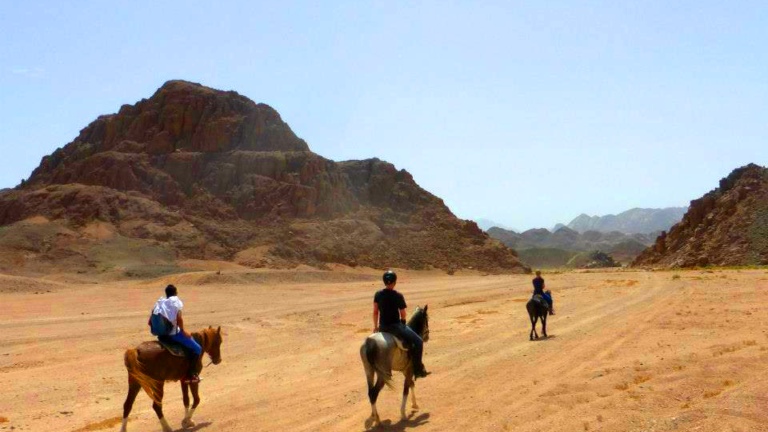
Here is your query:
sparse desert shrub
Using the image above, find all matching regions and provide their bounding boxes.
[633,375,652,385]
[672,274,681,280]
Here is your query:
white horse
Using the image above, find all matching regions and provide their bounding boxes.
[360,305,429,428]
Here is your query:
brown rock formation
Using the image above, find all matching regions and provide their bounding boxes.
[0,80,528,274]
[633,164,768,268]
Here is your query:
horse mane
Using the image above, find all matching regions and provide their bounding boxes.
[192,328,214,353]
[407,307,427,336]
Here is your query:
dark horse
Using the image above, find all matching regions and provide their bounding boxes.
[360,305,429,428]
[526,293,550,341]
[120,327,223,432]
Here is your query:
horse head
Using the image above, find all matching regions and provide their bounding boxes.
[199,326,224,365]
[408,305,430,342]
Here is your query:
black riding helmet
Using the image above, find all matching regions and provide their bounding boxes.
[383,270,397,285]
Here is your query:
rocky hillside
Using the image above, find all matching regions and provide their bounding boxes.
[488,226,656,253]
[634,164,768,268]
[0,80,528,275]
[566,207,687,234]
[487,226,656,266]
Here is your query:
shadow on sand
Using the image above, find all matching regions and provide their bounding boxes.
[532,334,558,342]
[173,421,212,432]
[364,412,430,431]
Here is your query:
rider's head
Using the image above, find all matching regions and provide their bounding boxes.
[535,271,542,277]
[165,284,178,298]
[383,270,397,288]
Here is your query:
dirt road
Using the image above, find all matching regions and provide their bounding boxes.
[1,269,767,432]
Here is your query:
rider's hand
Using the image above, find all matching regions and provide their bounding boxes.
[374,327,379,333]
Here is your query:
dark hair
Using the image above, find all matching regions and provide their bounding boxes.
[165,284,178,297]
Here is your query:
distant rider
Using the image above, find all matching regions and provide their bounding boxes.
[373,270,430,378]
[532,271,555,315]
[149,284,202,383]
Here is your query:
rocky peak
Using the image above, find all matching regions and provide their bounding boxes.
[0,81,528,274]
[28,80,309,187]
[634,164,768,267]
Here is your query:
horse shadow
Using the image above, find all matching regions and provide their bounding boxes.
[173,421,212,432]
[532,334,558,342]
[365,412,430,431]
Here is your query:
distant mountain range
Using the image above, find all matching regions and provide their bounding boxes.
[482,207,686,268]
[474,219,517,232]
[565,207,688,234]
[488,226,657,253]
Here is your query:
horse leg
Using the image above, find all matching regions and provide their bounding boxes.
[400,374,411,420]
[410,380,419,410]
[181,382,190,424]
[120,379,141,432]
[531,315,539,340]
[151,383,172,432]
[182,382,200,428]
[366,377,386,428]
[542,314,548,338]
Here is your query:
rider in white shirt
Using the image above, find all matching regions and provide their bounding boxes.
[150,285,202,383]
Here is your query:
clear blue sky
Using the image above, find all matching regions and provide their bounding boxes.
[1,1,766,230]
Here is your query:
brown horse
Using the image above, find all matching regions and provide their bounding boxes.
[120,327,223,432]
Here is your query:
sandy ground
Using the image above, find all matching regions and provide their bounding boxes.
[1,268,768,432]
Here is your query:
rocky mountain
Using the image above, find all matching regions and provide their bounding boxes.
[566,207,687,234]
[0,80,528,275]
[634,164,768,268]
[488,226,656,253]
[475,218,516,232]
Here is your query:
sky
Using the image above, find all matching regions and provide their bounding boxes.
[1,1,766,230]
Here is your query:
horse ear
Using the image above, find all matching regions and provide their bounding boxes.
[217,326,221,334]
[424,304,428,312]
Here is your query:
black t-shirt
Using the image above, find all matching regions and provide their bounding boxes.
[374,288,407,327]
[532,276,545,294]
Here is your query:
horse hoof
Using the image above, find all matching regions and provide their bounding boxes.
[412,404,420,410]
[182,419,196,429]
[364,417,374,429]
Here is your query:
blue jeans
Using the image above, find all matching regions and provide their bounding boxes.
[542,292,553,308]
[379,322,425,371]
[168,332,202,356]
[162,332,203,377]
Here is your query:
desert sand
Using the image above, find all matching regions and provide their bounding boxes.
[1,268,767,432]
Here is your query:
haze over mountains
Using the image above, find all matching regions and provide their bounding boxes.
[483,206,686,267]
[565,207,688,234]
[0,80,528,276]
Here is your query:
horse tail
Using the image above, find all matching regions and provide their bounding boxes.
[364,337,394,389]
[124,349,162,405]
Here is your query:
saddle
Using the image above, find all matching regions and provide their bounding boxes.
[157,337,187,357]
[375,332,409,351]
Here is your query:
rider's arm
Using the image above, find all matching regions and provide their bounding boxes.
[177,311,191,338]
[399,308,406,323]
[373,302,379,332]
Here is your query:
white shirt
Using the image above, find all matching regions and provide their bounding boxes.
[153,296,184,335]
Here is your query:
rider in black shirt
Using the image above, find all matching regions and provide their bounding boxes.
[373,270,430,378]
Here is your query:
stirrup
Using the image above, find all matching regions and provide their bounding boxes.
[183,375,201,384]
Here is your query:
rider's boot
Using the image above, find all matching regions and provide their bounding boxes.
[414,364,431,379]
[183,356,202,383]
[549,307,555,315]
